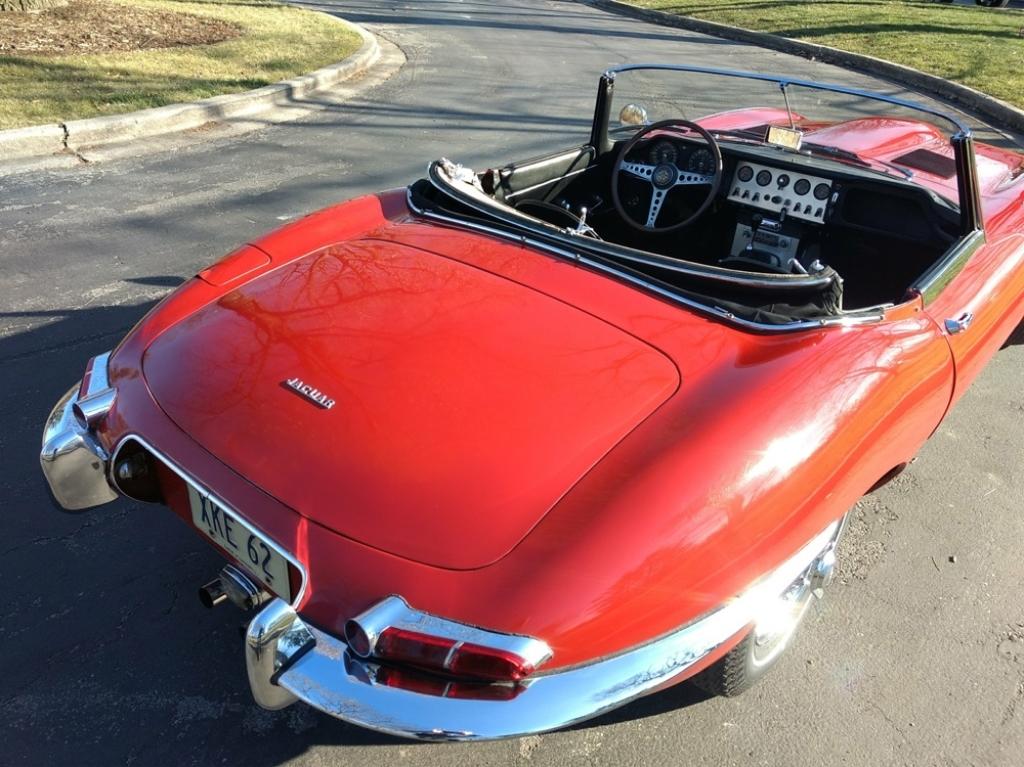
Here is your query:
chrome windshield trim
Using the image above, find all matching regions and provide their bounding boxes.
[602,63,970,136]
[247,521,841,741]
[405,186,881,333]
[596,64,978,234]
[109,434,309,607]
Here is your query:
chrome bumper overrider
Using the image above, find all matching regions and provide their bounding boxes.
[39,353,117,511]
[245,521,840,741]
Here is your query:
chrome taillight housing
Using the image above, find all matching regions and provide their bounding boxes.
[344,596,552,683]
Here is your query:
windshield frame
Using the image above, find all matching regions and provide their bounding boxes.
[589,64,984,236]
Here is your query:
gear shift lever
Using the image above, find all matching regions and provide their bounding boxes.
[747,211,785,252]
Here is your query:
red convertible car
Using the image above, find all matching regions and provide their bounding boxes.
[40,65,1024,740]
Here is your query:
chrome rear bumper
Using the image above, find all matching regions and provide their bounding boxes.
[245,521,840,741]
[39,352,118,511]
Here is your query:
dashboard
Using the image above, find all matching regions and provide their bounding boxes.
[615,137,954,276]
[629,138,844,270]
[728,161,833,224]
[638,139,834,224]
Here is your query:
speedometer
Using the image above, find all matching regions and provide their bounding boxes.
[687,148,716,176]
[648,141,678,166]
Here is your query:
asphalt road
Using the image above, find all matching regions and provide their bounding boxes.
[950,0,1024,7]
[2,1,1024,765]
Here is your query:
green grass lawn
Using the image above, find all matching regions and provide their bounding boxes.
[0,0,362,130]
[622,1,1024,110]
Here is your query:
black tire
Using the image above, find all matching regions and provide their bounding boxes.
[691,631,765,697]
[691,518,844,697]
[690,586,814,697]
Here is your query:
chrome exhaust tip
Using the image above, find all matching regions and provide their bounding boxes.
[199,566,269,611]
[221,564,270,611]
[199,578,228,608]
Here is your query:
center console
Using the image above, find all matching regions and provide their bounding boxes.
[723,160,837,271]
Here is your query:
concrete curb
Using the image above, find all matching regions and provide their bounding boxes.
[583,0,1024,137]
[0,14,380,162]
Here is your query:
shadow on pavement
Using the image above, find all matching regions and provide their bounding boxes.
[0,282,716,764]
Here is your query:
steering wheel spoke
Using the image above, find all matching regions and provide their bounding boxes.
[646,189,668,228]
[621,162,656,181]
[675,172,713,187]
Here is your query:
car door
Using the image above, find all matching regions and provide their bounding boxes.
[922,230,1024,406]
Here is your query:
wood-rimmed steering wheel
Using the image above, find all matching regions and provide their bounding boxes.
[611,119,723,233]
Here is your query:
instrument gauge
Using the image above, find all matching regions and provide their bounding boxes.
[793,178,811,195]
[814,183,831,201]
[649,141,678,166]
[756,170,772,187]
[737,165,754,182]
[687,148,716,176]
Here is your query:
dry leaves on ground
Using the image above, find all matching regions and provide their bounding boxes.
[0,0,241,55]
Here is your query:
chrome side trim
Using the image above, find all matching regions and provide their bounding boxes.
[110,434,309,608]
[405,187,881,333]
[349,595,553,670]
[246,522,839,740]
[911,228,985,305]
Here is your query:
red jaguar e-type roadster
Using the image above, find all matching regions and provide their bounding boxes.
[40,65,1024,740]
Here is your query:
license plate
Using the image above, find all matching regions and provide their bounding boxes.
[187,485,292,602]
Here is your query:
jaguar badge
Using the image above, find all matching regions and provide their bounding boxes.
[282,377,336,410]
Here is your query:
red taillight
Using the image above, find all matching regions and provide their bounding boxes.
[374,667,525,701]
[344,596,551,685]
[448,642,536,682]
[376,627,456,668]
[372,627,534,682]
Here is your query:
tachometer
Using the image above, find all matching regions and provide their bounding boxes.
[649,141,678,166]
[687,148,716,176]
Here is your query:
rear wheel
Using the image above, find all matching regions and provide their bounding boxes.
[692,519,844,697]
